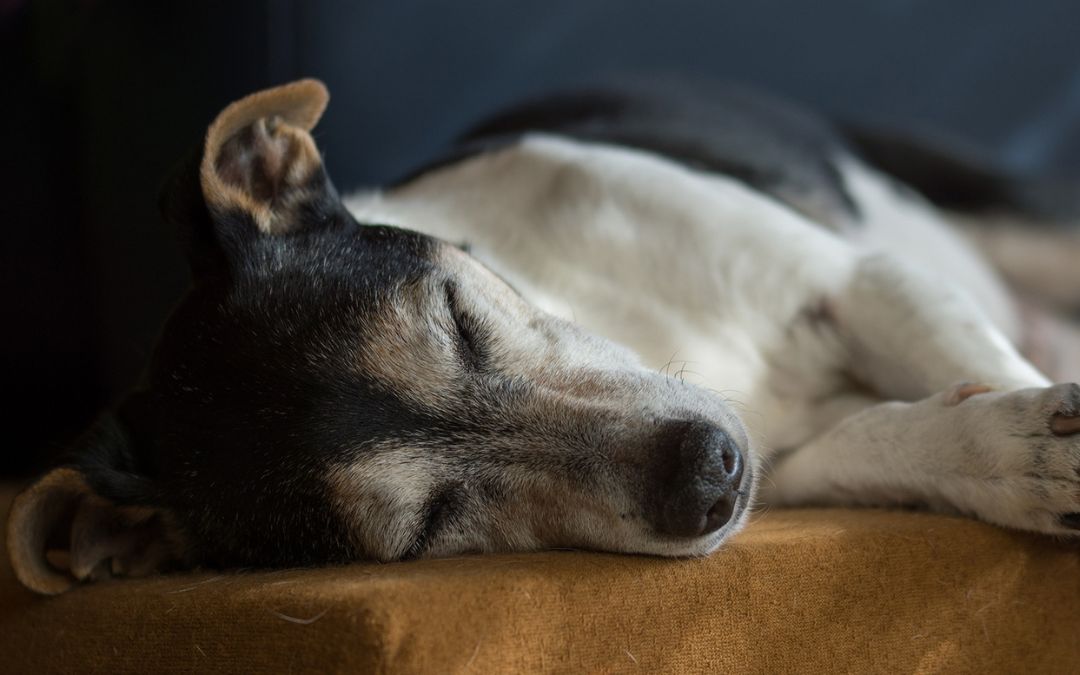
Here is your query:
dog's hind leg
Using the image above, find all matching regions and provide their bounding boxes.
[955,217,1080,313]
[1018,302,1080,384]
[762,253,1080,535]
[842,123,1080,313]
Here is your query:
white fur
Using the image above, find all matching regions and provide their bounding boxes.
[837,160,1021,340]
[346,134,1080,538]
[349,135,856,444]
[764,383,1080,536]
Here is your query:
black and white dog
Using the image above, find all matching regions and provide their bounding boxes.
[9,78,1080,594]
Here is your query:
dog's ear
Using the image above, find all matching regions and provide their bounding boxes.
[200,78,332,236]
[160,79,348,273]
[6,418,184,595]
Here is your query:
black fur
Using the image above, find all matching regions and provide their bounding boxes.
[71,132,463,568]
[117,216,450,567]
[402,76,1080,232]
[398,77,863,230]
[842,124,1080,225]
[63,415,162,507]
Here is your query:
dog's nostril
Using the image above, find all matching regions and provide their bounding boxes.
[651,420,747,539]
[703,494,737,534]
[720,443,742,479]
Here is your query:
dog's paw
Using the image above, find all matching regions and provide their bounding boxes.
[942,382,1080,536]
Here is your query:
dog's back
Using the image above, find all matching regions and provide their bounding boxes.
[353,77,1080,376]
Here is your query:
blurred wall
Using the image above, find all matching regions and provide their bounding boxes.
[2,0,1080,474]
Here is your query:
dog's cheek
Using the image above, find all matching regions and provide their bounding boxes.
[324,453,438,561]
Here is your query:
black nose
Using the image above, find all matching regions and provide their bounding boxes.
[651,420,745,538]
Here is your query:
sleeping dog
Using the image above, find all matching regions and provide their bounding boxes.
[9,78,1080,594]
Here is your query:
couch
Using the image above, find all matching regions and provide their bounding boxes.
[3,484,1078,673]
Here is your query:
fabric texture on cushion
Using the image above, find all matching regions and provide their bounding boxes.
[2,484,1078,673]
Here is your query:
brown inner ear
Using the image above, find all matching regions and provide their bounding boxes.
[216,116,297,204]
[68,495,174,581]
[7,468,86,594]
[212,115,325,234]
[200,79,330,235]
[6,468,182,595]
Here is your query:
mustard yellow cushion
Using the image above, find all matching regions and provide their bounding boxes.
[2,485,1078,673]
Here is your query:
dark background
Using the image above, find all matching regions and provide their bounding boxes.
[3,0,1080,476]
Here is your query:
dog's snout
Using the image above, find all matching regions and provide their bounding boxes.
[652,420,745,539]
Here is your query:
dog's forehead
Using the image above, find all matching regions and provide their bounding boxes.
[243,224,441,290]
[136,226,446,419]
[148,223,519,399]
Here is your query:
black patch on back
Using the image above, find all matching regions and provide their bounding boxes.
[397,77,863,229]
[841,124,1080,226]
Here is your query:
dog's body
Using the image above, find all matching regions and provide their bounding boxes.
[348,78,1080,527]
[9,78,1080,594]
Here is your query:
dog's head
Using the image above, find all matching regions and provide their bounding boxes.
[8,81,755,594]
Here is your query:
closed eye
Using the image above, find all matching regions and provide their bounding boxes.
[444,281,487,371]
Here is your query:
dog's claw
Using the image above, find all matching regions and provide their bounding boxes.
[1050,413,1080,436]
[1059,513,1080,531]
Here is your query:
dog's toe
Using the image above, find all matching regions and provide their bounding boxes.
[961,385,1080,535]
[1051,413,1080,436]
[1047,383,1080,436]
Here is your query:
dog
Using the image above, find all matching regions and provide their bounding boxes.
[8,77,1080,595]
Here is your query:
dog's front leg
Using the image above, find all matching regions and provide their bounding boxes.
[764,382,1080,536]
[830,253,1049,400]
[759,253,1080,535]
